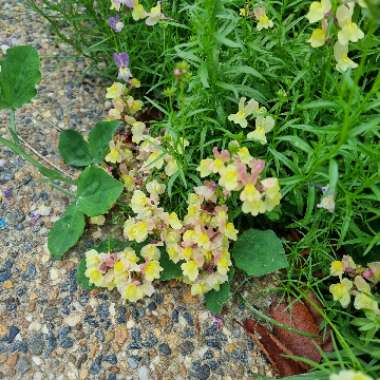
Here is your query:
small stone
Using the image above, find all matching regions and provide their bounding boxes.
[64,313,81,327]
[103,354,117,365]
[191,362,210,380]
[6,352,18,367]
[114,325,128,346]
[138,366,149,380]
[180,340,194,356]
[158,343,171,356]
[58,326,71,340]
[0,271,12,283]
[16,356,30,376]
[79,368,88,380]
[97,303,109,321]
[127,357,138,369]
[60,338,74,349]
[6,326,20,343]
[28,334,45,355]
[3,280,13,289]
[90,355,103,375]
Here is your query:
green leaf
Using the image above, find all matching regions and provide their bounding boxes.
[94,238,129,253]
[76,166,123,217]
[231,229,288,277]
[48,205,85,259]
[159,249,182,281]
[0,46,41,110]
[59,129,92,167]
[76,258,94,290]
[205,281,231,315]
[88,120,121,163]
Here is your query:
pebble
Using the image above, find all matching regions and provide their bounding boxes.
[180,340,195,356]
[28,334,45,355]
[158,343,171,356]
[138,366,149,380]
[16,356,31,376]
[127,357,138,369]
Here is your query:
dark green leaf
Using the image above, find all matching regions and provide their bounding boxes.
[59,129,92,167]
[88,120,121,163]
[76,258,94,290]
[76,166,123,217]
[0,46,41,109]
[231,229,288,277]
[48,205,85,259]
[205,281,231,314]
[94,238,129,253]
[159,249,182,281]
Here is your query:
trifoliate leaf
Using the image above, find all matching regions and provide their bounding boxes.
[59,129,92,167]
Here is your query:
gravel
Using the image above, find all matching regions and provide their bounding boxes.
[0,1,274,379]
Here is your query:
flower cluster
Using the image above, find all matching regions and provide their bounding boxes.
[240,5,274,31]
[329,255,380,314]
[165,190,237,296]
[198,146,281,216]
[228,97,275,145]
[110,1,166,26]
[85,245,162,302]
[306,0,366,72]
[330,369,373,380]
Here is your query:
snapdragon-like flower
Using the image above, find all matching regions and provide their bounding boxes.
[247,113,275,145]
[113,52,132,81]
[145,3,166,26]
[198,147,281,217]
[333,41,358,72]
[132,3,147,21]
[330,370,373,380]
[329,278,353,308]
[85,246,162,302]
[108,15,124,32]
[253,7,274,31]
[318,185,336,212]
[106,82,126,99]
[308,27,327,48]
[228,97,259,128]
[305,0,331,23]
[336,3,364,45]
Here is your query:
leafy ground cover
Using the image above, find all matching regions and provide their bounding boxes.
[1,0,380,378]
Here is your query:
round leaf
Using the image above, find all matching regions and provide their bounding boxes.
[231,229,288,277]
[76,166,123,217]
[59,129,92,167]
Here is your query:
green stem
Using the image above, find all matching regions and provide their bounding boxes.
[0,135,75,185]
[8,110,19,144]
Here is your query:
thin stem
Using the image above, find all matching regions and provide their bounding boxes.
[8,110,19,144]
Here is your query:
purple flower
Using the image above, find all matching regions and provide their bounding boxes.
[122,0,136,8]
[108,16,124,33]
[113,52,132,81]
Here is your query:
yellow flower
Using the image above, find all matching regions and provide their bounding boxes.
[167,244,181,263]
[146,180,165,197]
[262,178,282,211]
[329,278,353,308]
[106,82,126,99]
[219,164,240,191]
[140,244,161,261]
[169,212,182,230]
[191,283,207,296]
[308,28,327,48]
[146,151,165,170]
[247,116,275,145]
[89,215,106,226]
[237,147,252,164]
[198,159,214,178]
[124,219,149,242]
[130,190,149,214]
[146,3,165,26]
[182,247,193,260]
[242,199,266,216]
[354,292,379,314]
[131,121,146,144]
[165,156,178,176]
[194,229,210,249]
[126,96,143,114]
[181,260,199,282]
[228,97,259,128]
[330,260,344,277]
[334,42,358,73]
[253,7,274,31]
[132,3,147,21]
[144,260,162,282]
[105,141,123,163]
[240,183,260,203]
[130,78,141,88]
[216,251,232,276]
[239,7,249,17]
[85,267,103,286]
[122,282,144,302]
[85,249,101,267]
[305,0,331,23]
[330,370,373,380]
[225,223,238,241]
[336,4,364,45]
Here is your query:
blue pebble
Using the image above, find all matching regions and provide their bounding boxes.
[95,329,105,342]
[0,270,11,282]
[69,269,77,292]
[47,335,57,353]
[183,311,194,326]
[206,339,222,350]
[21,264,37,281]
[16,287,26,297]
[79,294,89,305]
[58,326,71,340]
[0,218,7,230]
[7,326,20,343]
[183,327,195,338]
[128,342,142,350]
[62,296,73,307]
[12,341,28,353]
[2,259,13,270]
[147,302,157,311]
[108,374,117,380]
[171,309,179,323]
[152,293,164,305]
[103,354,117,365]
[208,360,219,370]
[203,350,213,360]
[97,303,109,321]
[142,332,158,348]
[90,355,103,375]
[131,327,141,342]
[116,306,127,324]
[60,338,74,349]
[84,315,98,327]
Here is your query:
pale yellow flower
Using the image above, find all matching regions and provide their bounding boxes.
[329,278,353,308]
[336,4,364,45]
[228,97,259,128]
[253,7,274,31]
[306,0,331,23]
[144,260,162,282]
[132,3,147,21]
[219,164,240,191]
[146,3,165,26]
[122,282,144,302]
[330,370,373,380]
[131,121,146,144]
[169,212,182,230]
[330,260,344,277]
[334,42,358,73]
[106,82,126,99]
[247,116,275,145]
[181,260,199,282]
[308,28,327,48]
